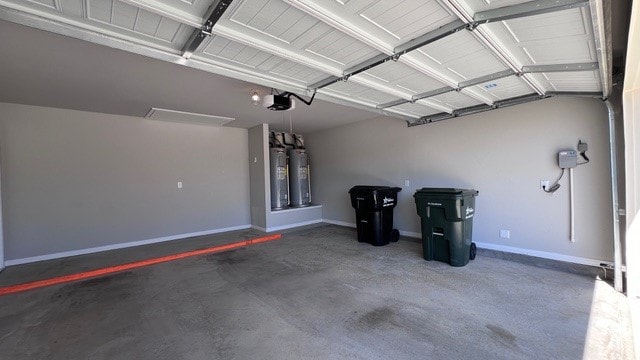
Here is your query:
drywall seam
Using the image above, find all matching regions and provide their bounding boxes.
[4,224,252,266]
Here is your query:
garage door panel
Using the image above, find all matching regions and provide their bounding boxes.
[325,81,402,105]
[456,0,531,14]
[544,71,602,92]
[430,91,482,109]
[286,0,459,48]
[304,29,381,68]
[386,102,441,118]
[357,0,455,42]
[201,36,328,85]
[481,7,597,67]
[471,76,535,101]
[415,31,509,80]
[225,0,380,69]
[359,61,448,95]
[501,8,588,42]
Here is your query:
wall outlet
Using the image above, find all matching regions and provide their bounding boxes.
[404,180,410,187]
[540,180,549,190]
[177,181,183,189]
[499,229,510,239]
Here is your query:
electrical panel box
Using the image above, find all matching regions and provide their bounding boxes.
[558,150,578,169]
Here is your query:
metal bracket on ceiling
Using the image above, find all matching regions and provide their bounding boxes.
[309,20,467,92]
[377,99,411,109]
[545,91,604,99]
[181,0,234,59]
[457,69,515,89]
[375,59,597,110]
[472,0,589,26]
[522,62,599,73]
[408,93,552,127]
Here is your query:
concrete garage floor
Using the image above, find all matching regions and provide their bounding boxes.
[0,225,634,359]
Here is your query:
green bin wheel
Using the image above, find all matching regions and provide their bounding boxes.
[469,242,477,260]
[390,229,400,242]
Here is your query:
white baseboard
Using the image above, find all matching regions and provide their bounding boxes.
[399,230,421,238]
[5,220,610,269]
[322,220,422,238]
[322,219,355,228]
[5,224,252,266]
[322,220,607,267]
[473,242,609,267]
[251,225,268,232]
[259,219,323,233]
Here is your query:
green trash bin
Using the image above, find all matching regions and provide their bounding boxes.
[414,188,478,267]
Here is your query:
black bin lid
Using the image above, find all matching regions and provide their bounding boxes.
[349,185,401,193]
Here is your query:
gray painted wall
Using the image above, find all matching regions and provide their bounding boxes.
[0,103,250,260]
[307,97,614,262]
[249,124,268,229]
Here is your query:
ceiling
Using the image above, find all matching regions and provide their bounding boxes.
[0,0,624,132]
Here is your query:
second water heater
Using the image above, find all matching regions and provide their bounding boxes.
[288,147,311,207]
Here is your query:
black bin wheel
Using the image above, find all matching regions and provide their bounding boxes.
[469,242,477,260]
[390,229,400,242]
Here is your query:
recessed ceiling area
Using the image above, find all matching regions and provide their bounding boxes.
[0,0,611,130]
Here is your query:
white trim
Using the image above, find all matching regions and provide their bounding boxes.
[473,241,610,267]
[265,219,323,232]
[399,230,421,238]
[322,219,422,238]
[322,220,608,266]
[3,219,610,268]
[4,224,251,266]
[269,204,322,214]
[322,219,355,228]
[251,225,268,232]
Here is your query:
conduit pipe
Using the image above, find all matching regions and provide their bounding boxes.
[605,100,623,292]
[570,168,575,242]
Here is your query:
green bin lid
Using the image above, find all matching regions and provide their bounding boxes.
[414,188,478,196]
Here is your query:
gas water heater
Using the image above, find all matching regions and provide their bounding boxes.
[269,147,289,210]
[288,147,311,207]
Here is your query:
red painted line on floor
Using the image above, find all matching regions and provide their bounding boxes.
[0,233,282,296]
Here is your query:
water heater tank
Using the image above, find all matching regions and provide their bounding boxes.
[288,148,311,207]
[270,147,289,210]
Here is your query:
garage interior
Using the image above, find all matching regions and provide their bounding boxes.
[0,0,639,359]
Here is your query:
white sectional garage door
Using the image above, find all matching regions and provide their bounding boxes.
[0,0,610,125]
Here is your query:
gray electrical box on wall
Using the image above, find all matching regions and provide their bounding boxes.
[558,150,578,169]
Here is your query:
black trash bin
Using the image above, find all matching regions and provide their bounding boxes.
[349,186,402,246]
[414,188,478,267]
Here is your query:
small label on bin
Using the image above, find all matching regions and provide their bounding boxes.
[465,207,474,219]
[383,197,395,207]
[427,202,442,206]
